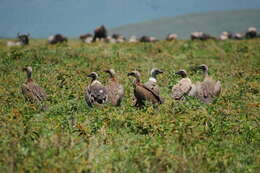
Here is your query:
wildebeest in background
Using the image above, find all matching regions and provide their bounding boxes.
[93,25,107,42]
[129,35,138,43]
[48,34,68,44]
[111,34,126,43]
[233,33,244,40]
[219,31,245,40]
[105,36,117,44]
[139,36,158,42]
[219,32,231,40]
[79,33,93,43]
[105,34,125,43]
[7,33,30,47]
[191,32,216,41]
[166,34,178,41]
[111,34,121,40]
[245,27,257,39]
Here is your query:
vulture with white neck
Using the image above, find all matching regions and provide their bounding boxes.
[196,64,221,103]
[21,66,47,104]
[104,69,124,106]
[128,70,163,107]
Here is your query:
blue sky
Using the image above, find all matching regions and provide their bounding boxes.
[1,0,260,37]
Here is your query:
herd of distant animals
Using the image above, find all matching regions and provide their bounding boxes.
[5,25,260,47]
[21,65,221,109]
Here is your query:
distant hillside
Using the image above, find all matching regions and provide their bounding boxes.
[1,0,260,38]
[109,9,260,39]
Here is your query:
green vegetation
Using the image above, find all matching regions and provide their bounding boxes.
[109,9,260,39]
[0,39,259,172]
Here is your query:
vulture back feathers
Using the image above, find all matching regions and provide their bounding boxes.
[105,69,124,106]
[128,71,163,107]
[85,72,108,107]
[171,70,192,100]
[21,66,47,104]
[144,68,163,96]
[196,64,221,103]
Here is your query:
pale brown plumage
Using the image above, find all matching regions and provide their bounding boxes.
[128,71,163,107]
[144,68,163,96]
[85,72,108,107]
[105,69,124,106]
[196,64,221,104]
[21,66,47,104]
[171,70,192,100]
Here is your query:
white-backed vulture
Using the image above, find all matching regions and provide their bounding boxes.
[144,68,163,96]
[21,66,47,104]
[104,69,124,106]
[196,64,221,104]
[171,69,193,100]
[128,71,163,107]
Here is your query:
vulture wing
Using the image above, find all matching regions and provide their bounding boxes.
[172,78,192,100]
[141,84,164,104]
[22,82,47,104]
[87,83,108,105]
[107,81,124,106]
[144,80,160,95]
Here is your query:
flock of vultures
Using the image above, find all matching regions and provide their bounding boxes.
[6,25,259,109]
[22,64,220,109]
[5,25,260,47]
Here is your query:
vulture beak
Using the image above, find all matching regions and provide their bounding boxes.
[175,71,181,75]
[158,70,163,74]
[197,66,203,70]
[104,70,110,73]
[87,74,93,78]
[22,67,27,72]
[198,64,207,70]
[127,72,135,76]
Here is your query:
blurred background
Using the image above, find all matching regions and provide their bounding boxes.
[1,0,260,39]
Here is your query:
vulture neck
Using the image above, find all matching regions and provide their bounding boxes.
[151,73,158,79]
[109,74,117,81]
[180,73,187,78]
[91,78,100,85]
[203,69,209,78]
[149,77,157,83]
[133,76,141,86]
[27,72,32,81]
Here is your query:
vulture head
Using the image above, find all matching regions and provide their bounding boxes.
[87,72,98,80]
[104,69,116,77]
[198,64,208,71]
[175,69,187,78]
[198,64,209,75]
[150,68,163,78]
[23,66,33,78]
[127,70,141,78]
[128,70,141,84]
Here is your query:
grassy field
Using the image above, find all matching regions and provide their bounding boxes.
[0,39,259,172]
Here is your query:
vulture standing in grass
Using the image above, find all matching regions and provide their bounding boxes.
[196,64,221,104]
[21,66,47,104]
[104,69,124,106]
[171,69,193,100]
[128,71,163,107]
[144,68,163,96]
[85,72,108,107]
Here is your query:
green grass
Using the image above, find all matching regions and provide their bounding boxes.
[109,9,260,39]
[0,39,260,172]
